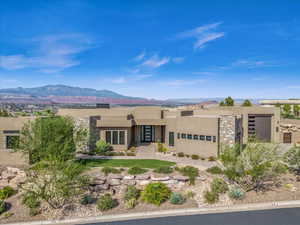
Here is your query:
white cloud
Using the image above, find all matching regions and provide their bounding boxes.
[111,77,127,84]
[133,50,146,61]
[0,33,94,73]
[176,22,224,49]
[141,54,170,68]
[172,57,185,63]
[161,79,205,87]
[231,59,268,68]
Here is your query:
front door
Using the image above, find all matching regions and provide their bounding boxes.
[142,125,155,142]
[283,132,292,143]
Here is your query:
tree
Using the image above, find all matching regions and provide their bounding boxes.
[219,101,225,106]
[221,97,234,106]
[282,104,291,117]
[242,99,252,107]
[15,116,87,164]
[294,105,300,117]
[220,142,286,191]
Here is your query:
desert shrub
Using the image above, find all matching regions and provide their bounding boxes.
[228,187,245,200]
[204,190,219,204]
[95,140,112,154]
[126,152,136,156]
[101,167,121,176]
[177,152,185,157]
[170,192,185,205]
[118,152,125,156]
[185,190,195,199]
[0,200,7,215]
[128,166,147,175]
[141,182,171,206]
[211,178,228,194]
[22,192,41,216]
[123,185,140,202]
[185,154,190,158]
[206,166,223,174]
[0,186,17,200]
[157,143,168,153]
[97,194,118,211]
[125,198,138,209]
[284,146,300,170]
[191,155,199,160]
[154,166,173,174]
[80,195,94,205]
[178,166,199,185]
[208,156,217,161]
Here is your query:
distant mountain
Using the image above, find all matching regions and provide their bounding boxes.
[0,85,137,99]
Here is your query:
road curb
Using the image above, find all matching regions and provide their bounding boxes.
[6,200,300,225]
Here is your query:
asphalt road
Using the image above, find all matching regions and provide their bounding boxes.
[82,207,300,225]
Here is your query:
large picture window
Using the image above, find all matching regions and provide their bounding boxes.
[105,130,126,145]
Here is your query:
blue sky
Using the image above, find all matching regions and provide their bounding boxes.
[0,0,300,99]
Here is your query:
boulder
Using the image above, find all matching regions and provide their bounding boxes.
[96,175,107,181]
[197,175,207,181]
[162,179,178,185]
[173,175,189,182]
[90,178,106,185]
[109,179,121,186]
[109,174,123,180]
[94,184,109,191]
[123,175,135,180]
[135,174,150,180]
[122,180,136,186]
[138,180,150,186]
[151,175,170,181]
[1,171,15,180]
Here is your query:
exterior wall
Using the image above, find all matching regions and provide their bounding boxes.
[219,115,236,146]
[165,116,219,157]
[280,118,300,144]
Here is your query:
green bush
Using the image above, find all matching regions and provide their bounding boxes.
[141,182,171,206]
[208,156,217,161]
[102,167,121,176]
[125,198,138,209]
[0,186,17,200]
[170,192,185,205]
[97,194,118,211]
[126,152,136,156]
[204,190,219,204]
[22,192,41,216]
[0,200,7,215]
[191,155,200,160]
[228,187,245,200]
[185,154,190,158]
[211,178,228,194]
[177,152,185,157]
[178,166,199,185]
[157,143,168,153]
[95,140,112,154]
[206,166,223,174]
[128,166,148,175]
[80,195,94,205]
[123,185,140,202]
[154,166,173,174]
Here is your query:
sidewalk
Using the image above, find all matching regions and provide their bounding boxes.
[6,200,300,225]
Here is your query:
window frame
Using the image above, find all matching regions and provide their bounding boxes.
[199,135,205,141]
[206,136,212,141]
[169,132,175,147]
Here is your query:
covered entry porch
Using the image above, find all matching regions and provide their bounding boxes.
[131,125,165,145]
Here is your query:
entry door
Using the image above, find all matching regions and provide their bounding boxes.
[283,133,292,143]
[143,126,152,142]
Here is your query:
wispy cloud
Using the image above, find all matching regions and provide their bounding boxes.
[133,50,146,61]
[231,59,270,68]
[0,33,95,73]
[141,54,170,68]
[176,22,224,49]
[161,79,205,87]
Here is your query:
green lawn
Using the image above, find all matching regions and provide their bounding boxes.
[78,159,176,169]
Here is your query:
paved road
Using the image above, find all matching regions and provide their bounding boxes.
[81,207,300,225]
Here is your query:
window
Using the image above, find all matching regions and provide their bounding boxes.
[105,131,111,144]
[193,135,199,140]
[213,136,216,142]
[177,133,180,139]
[200,135,205,141]
[3,130,20,134]
[112,131,118,145]
[187,134,192,139]
[6,136,19,149]
[206,136,212,141]
[119,131,125,145]
[181,110,194,116]
[181,133,186,139]
[169,132,174,146]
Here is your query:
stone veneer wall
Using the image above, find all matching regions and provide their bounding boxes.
[74,116,90,153]
[219,115,236,146]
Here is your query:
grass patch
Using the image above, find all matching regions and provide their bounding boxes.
[78,159,175,169]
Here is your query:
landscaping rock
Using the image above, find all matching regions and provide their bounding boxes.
[151,175,170,181]
[96,175,107,181]
[138,180,150,186]
[94,184,109,191]
[123,175,135,180]
[109,179,121,186]
[91,178,106,185]
[162,179,178,185]
[197,175,207,181]
[135,174,150,180]
[173,175,189,182]
[109,174,123,180]
[122,180,136,186]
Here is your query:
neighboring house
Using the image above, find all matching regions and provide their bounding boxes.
[0,105,281,163]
